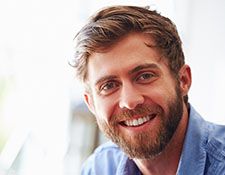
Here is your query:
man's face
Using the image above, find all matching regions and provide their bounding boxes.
[84,33,190,159]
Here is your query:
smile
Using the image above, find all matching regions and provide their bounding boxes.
[123,115,156,127]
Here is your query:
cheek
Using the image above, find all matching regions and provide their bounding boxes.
[93,95,116,123]
[143,86,176,110]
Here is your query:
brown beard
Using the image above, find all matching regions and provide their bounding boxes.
[96,86,184,159]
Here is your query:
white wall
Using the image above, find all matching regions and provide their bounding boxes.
[176,0,225,124]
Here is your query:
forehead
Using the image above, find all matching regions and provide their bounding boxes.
[86,33,167,84]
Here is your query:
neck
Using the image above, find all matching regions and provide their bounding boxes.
[134,105,189,175]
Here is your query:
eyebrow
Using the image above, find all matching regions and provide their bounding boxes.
[95,75,118,87]
[129,63,160,74]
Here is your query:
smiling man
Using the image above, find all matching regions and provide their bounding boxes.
[70,5,225,175]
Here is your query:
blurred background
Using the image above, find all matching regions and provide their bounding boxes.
[0,0,225,174]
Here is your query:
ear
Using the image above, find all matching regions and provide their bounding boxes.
[83,91,96,115]
[178,64,192,96]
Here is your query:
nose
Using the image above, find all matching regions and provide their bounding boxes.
[119,83,144,110]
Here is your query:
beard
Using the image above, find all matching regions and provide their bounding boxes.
[96,86,184,159]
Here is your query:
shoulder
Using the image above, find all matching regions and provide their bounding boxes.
[207,121,225,139]
[189,105,225,145]
[81,141,128,175]
[178,105,225,174]
[206,121,225,155]
[204,121,225,174]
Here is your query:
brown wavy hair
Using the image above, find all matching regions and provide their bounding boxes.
[70,5,185,85]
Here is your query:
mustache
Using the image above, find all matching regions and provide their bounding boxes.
[112,104,162,121]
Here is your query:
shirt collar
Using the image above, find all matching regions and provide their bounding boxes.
[177,104,208,174]
[117,154,142,175]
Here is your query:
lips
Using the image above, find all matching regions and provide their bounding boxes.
[122,114,156,127]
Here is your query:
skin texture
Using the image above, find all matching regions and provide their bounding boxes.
[84,33,192,175]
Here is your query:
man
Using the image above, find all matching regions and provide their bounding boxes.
[70,5,225,175]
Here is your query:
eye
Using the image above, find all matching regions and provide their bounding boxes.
[136,72,155,83]
[99,81,120,95]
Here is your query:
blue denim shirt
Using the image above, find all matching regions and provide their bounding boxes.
[81,105,225,175]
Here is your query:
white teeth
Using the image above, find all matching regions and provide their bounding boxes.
[124,116,151,127]
[138,118,143,124]
[133,120,138,126]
